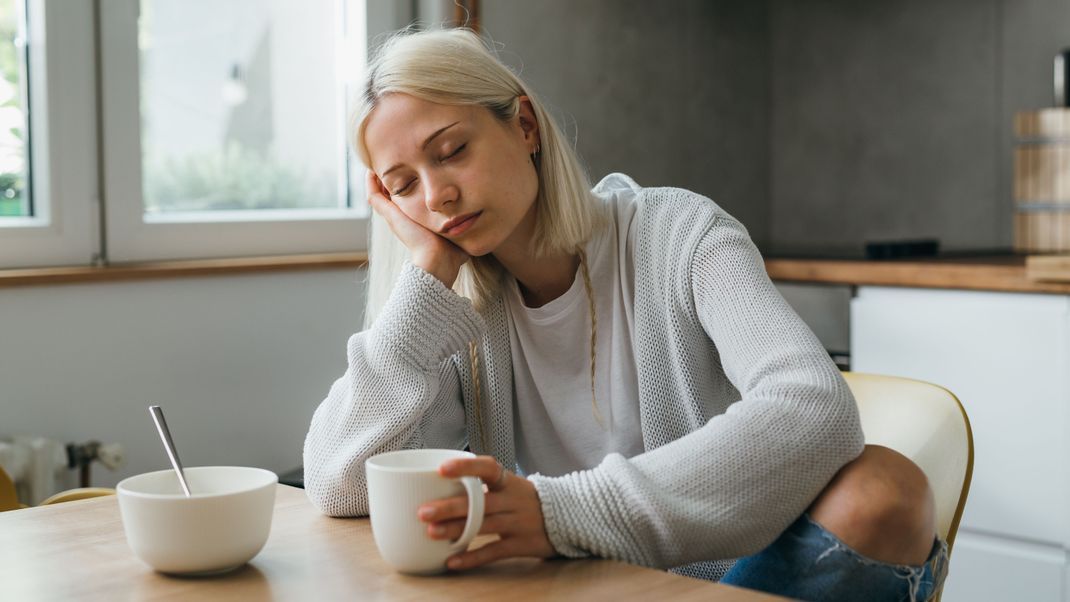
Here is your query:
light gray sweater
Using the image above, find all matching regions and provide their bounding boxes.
[303,174,864,580]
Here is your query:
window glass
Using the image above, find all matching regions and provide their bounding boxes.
[139,0,357,216]
[0,0,29,218]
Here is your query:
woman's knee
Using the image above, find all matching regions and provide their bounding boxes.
[808,445,936,564]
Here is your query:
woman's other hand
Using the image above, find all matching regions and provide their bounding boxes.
[417,455,555,570]
[367,170,470,288]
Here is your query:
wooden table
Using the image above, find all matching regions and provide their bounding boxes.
[0,484,783,601]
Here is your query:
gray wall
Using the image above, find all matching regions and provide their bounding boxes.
[481,0,772,244]
[0,270,365,488]
[769,0,1070,252]
[481,1,1070,253]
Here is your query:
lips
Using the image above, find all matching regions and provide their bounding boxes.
[439,211,482,236]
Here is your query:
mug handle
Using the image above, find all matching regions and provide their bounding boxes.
[448,476,485,554]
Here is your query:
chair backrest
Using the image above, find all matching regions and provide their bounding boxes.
[842,372,974,553]
[39,488,116,506]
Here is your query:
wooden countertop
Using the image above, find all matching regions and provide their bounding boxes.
[765,255,1070,294]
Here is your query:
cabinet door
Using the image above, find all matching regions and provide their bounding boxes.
[775,283,851,353]
[851,286,1070,546]
[940,530,1064,602]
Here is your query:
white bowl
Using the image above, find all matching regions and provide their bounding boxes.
[117,466,277,575]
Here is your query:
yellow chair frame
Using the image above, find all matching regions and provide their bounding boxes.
[39,488,116,505]
[0,465,115,509]
[0,465,27,511]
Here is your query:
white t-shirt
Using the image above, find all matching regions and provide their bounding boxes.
[505,178,645,477]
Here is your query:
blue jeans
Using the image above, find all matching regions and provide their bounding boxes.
[720,513,949,602]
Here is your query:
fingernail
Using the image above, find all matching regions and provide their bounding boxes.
[431,525,446,536]
[447,557,462,569]
[418,507,434,520]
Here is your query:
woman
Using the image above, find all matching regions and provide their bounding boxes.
[304,28,947,600]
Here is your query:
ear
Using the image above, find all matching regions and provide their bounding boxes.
[516,95,540,151]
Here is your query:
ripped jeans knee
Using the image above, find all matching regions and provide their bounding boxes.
[721,513,949,602]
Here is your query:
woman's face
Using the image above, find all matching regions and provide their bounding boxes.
[364,93,540,257]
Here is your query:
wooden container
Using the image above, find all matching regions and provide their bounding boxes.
[1014,108,1070,252]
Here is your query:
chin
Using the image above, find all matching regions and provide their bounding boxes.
[463,244,496,258]
[458,234,504,258]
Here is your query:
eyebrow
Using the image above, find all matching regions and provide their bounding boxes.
[381,121,461,178]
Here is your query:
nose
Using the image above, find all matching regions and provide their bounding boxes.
[423,173,458,213]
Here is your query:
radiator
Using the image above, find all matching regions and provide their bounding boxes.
[0,437,125,505]
[0,437,72,505]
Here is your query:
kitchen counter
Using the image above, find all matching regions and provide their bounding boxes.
[764,255,1070,294]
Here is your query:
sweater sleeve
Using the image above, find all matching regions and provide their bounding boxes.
[528,215,864,568]
[303,262,485,517]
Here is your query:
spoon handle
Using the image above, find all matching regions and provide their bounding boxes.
[149,405,192,497]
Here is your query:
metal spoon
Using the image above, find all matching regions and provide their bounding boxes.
[149,405,192,497]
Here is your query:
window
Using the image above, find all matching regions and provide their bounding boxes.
[140,2,353,217]
[101,0,374,262]
[0,0,412,269]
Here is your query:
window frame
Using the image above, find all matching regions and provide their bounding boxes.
[0,0,99,269]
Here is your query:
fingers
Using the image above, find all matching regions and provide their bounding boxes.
[366,171,440,255]
[366,171,407,225]
[427,513,515,541]
[366,170,389,199]
[438,455,502,483]
[447,540,524,571]
[365,170,389,213]
[418,495,468,522]
[415,461,555,571]
[366,170,427,237]
[419,490,508,522]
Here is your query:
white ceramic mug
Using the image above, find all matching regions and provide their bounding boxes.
[116,466,277,575]
[365,449,485,574]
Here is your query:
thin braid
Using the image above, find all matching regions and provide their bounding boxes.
[577,248,605,428]
[468,340,490,452]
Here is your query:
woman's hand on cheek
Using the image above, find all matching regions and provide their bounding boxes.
[416,455,555,571]
[366,170,470,288]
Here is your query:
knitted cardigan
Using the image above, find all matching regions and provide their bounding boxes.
[303,174,864,580]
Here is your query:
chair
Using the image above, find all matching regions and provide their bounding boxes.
[0,464,116,509]
[39,487,115,505]
[843,372,974,556]
[0,465,115,509]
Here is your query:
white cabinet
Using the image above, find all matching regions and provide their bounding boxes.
[851,286,1070,601]
[939,531,1065,602]
[775,283,851,353]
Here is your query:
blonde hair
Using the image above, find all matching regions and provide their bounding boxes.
[352,28,602,327]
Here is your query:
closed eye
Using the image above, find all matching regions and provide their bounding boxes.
[392,180,415,196]
[391,143,465,196]
[443,143,466,161]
